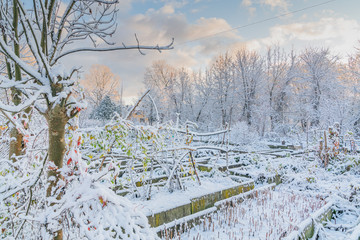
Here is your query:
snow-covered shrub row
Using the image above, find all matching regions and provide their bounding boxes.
[0,155,158,240]
[229,121,259,145]
[1,108,229,239]
[235,152,360,200]
[79,116,208,198]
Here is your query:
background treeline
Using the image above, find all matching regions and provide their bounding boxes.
[140,46,360,136]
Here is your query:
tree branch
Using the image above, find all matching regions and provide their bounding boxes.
[54,38,174,62]
[125,89,150,120]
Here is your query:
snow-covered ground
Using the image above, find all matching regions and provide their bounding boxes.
[178,189,326,240]
[317,201,360,239]
[155,151,360,239]
[130,176,244,216]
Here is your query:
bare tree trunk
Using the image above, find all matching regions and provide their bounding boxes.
[312,84,321,127]
[9,127,23,159]
[221,108,226,127]
[46,104,68,240]
[9,0,24,160]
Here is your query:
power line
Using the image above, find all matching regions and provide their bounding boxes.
[176,0,338,46]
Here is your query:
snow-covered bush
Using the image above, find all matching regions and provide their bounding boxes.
[0,114,159,239]
[80,116,205,198]
[317,123,359,168]
[229,121,259,145]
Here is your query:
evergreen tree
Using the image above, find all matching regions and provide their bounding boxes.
[91,95,117,120]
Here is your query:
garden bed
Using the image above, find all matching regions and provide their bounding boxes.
[129,177,254,228]
[315,202,360,239]
[168,188,327,240]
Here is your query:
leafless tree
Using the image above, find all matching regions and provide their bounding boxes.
[299,47,338,127]
[265,46,298,132]
[234,48,264,126]
[209,53,236,127]
[144,61,194,122]
[81,64,120,108]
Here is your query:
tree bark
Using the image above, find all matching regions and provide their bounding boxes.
[46,104,68,240]
[9,127,23,159]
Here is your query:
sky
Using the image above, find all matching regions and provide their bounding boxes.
[62,0,360,104]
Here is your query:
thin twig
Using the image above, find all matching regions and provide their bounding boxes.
[135,33,145,55]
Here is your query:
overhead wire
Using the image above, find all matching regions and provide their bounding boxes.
[176,0,339,46]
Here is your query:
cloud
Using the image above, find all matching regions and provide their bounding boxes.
[62,3,242,103]
[158,0,189,11]
[117,0,133,12]
[60,1,359,104]
[187,17,241,42]
[191,9,200,13]
[242,0,252,7]
[248,7,256,16]
[127,7,240,44]
[241,0,256,15]
[235,17,360,56]
[241,0,290,14]
[266,18,358,47]
[159,5,175,14]
[262,0,289,11]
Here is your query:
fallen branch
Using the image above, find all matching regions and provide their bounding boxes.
[125,89,151,120]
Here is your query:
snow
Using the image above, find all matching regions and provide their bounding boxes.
[350,224,360,240]
[130,177,245,216]
[154,149,360,239]
[175,188,326,240]
[1,3,360,238]
[317,200,360,239]
[155,207,218,233]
